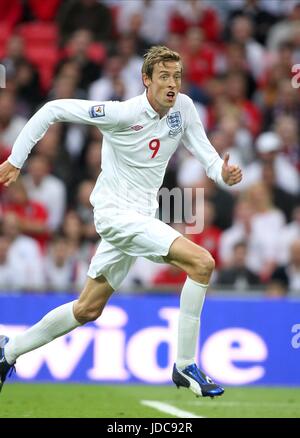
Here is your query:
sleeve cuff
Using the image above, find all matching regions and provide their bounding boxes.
[216,168,229,189]
[7,155,22,169]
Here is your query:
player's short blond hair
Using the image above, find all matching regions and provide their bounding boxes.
[142,46,182,78]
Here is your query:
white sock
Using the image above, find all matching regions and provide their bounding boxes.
[4,301,81,365]
[176,277,208,370]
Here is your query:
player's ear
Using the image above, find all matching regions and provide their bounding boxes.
[142,73,151,88]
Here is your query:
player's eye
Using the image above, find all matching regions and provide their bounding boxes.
[160,75,168,80]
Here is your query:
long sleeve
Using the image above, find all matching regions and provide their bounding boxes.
[8,99,121,169]
[181,97,227,188]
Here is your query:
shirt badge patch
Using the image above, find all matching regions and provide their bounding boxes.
[89,104,105,118]
[130,125,143,131]
[167,111,182,137]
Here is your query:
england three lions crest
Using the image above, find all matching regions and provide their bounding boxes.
[167,111,182,137]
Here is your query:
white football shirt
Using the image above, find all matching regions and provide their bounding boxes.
[8,91,226,216]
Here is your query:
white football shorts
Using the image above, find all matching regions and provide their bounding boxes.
[87,208,182,290]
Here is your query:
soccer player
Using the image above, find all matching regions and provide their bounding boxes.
[0,46,242,397]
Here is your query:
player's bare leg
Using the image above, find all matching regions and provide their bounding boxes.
[0,275,113,392]
[74,276,114,323]
[164,236,224,398]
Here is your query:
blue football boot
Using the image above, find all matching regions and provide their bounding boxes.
[0,336,15,393]
[172,363,224,398]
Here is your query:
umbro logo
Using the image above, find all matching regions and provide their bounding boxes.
[130,125,143,131]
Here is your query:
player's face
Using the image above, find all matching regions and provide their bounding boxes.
[143,61,182,116]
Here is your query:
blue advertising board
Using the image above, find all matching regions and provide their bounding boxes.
[0,294,299,386]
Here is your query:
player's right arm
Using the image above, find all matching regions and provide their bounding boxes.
[0,160,20,187]
[0,99,121,186]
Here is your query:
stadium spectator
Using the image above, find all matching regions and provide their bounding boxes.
[57,0,113,43]
[1,34,27,76]
[57,29,101,91]
[169,0,221,43]
[44,234,87,291]
[22,154,67,231]
[224,71,262,136]
[35,124,74,189]
[2,179,50,250]
[152,263,187,289]
[229,14,267,80]
[0,90,27,151]
[120,256,163,290]
[198,175,235,230]
[115,8,151,56]
[115,33,144,97]
[53,60,82,95]
[266,1,300,51]
[225,0,278,45]
[261,161,298,222]
[221,41,257,98]
[274,114,300,172]
[268,238,300,295]
[73,140,102,189]
[8,59,42,118]
[117,0,177,46]
[263,78,300,130]
[240,132,300,195]
[276,205,300,266]
[48,73,88,167]
[0,144,10,166]
[244,182,286,282]
[1,212,45,290]
[181,26,216,87]
[210,116,254,168]
[61,210,96,265]
[75,179,98,242]
[0,234,26,291]
[256,42,294,120]
[88,55,128,101]
[191,200,222,268]
[265,280,288,297]
[290,21,300,63]
[219,198,253,267]
[216,241,260,290]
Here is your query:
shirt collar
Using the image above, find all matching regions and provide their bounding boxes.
[142,90,158,119]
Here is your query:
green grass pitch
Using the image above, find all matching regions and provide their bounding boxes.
[1,384,300,418]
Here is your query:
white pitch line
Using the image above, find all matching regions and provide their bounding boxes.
[186,401,298,408]
[141,400,204,418]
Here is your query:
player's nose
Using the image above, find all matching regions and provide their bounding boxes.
[168,78,176,88]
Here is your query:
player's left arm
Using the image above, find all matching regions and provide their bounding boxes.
[221,152,242,186]
[181,96,242,187]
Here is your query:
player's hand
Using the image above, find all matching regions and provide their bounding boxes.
[0,160,21,187]
[221,152,242,186]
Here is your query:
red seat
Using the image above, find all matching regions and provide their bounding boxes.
[87,43,106,65]
[17,22,58,45]
[25,45,59,92]
[25,45,59,66]
[0,25,12,58]
[0,25,12,45]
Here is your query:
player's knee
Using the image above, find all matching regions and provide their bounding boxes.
[74,303,102,324]
[191,252,215,280]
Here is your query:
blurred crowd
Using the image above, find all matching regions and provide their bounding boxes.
[0,0,300,296]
